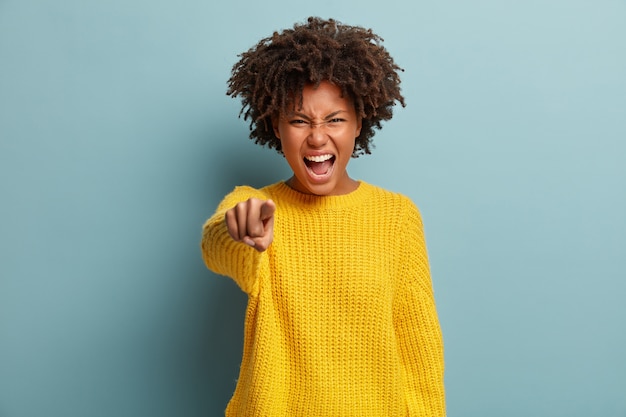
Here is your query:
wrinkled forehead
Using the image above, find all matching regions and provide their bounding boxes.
[277,82,354,114]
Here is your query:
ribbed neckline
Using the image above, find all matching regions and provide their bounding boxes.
[268,181,372,210]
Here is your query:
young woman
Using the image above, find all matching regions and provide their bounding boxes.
[202,17,446,416]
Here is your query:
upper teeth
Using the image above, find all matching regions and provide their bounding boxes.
[305,154,333,162]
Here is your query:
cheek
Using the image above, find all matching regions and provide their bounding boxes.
[280,128,305,147]
[280,135,302,161]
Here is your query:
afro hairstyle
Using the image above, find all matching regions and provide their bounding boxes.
[227,16,405,157]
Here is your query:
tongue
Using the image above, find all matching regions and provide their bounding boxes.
[309,160,332,175]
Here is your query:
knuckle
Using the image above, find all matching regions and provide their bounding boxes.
[235,202,247,215]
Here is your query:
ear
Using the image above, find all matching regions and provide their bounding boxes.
[355,116,362,138]
[271,115,281,139]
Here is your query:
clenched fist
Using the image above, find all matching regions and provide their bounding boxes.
[225,198,276,252]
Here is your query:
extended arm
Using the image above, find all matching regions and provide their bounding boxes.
[201,186,274,295]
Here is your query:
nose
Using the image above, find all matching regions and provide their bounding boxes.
[306,122,329,147]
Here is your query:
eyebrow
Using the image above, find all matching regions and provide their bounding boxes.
[290,110,348,120]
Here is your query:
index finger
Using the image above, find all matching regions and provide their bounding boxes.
[260,199,276,221]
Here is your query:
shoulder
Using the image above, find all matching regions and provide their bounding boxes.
[362,182,421,211]
[215,183,278,212]
[361,183,425,233]
[223,183,280,201]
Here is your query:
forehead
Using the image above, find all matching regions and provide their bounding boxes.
[283,81,355,114]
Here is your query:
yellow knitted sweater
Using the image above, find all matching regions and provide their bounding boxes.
[202,181,445,416]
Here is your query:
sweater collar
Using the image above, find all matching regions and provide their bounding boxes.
[268,180,371,209]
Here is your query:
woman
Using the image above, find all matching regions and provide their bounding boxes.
[202,16,446,416]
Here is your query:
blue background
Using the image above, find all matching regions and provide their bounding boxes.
[1,1,625,416]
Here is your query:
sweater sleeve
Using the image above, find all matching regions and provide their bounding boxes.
[394,198,446,416]
[200,186,269,296]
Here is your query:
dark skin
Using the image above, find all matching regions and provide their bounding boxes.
[225,17,404,251]
[225,198,275,251]
[227,16,405,157]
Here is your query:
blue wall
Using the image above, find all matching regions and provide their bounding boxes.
[1,1,625,416]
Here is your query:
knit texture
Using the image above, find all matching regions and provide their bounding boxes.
[202,181,445,416]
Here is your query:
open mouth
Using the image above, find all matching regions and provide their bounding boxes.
[304,154,335,177]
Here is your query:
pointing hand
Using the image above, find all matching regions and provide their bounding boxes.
[225,198,276,252]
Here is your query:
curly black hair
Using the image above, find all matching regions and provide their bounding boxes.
[227,17,405,157]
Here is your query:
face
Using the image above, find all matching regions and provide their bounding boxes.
[273,81,362,196]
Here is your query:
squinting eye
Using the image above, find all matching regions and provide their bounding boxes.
[289,119,309,127]
[326,118,346,126]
